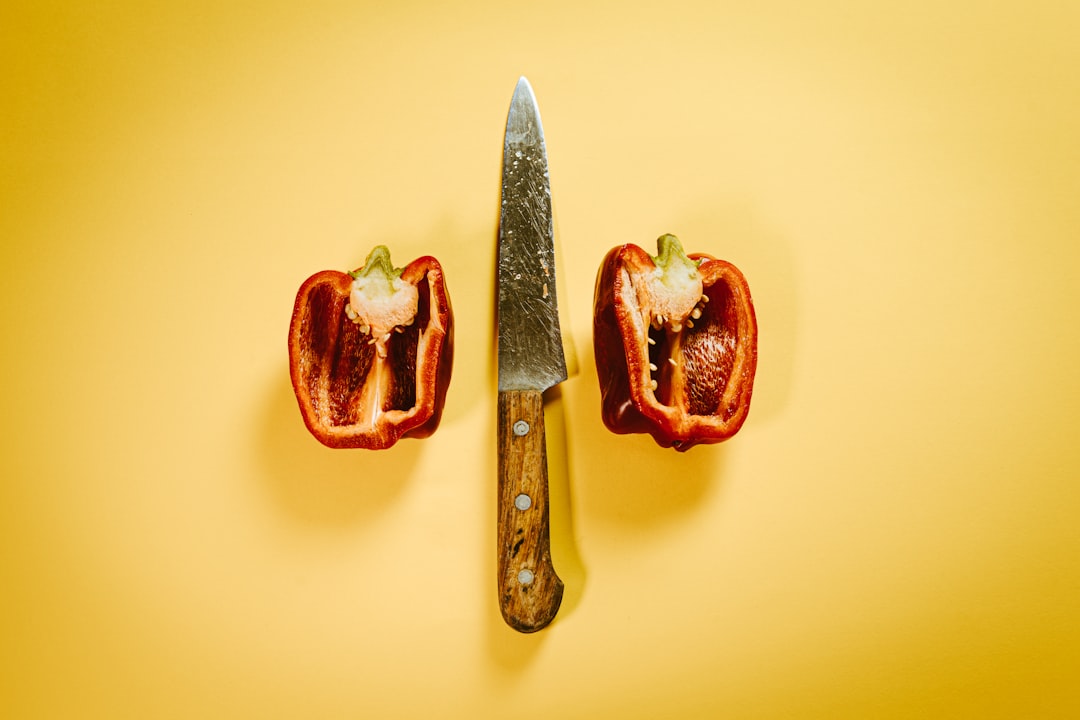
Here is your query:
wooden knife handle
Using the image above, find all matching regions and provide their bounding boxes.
[497,389,564,632]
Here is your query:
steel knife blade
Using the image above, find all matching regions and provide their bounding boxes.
[496,77,566,633]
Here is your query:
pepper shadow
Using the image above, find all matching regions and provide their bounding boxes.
[565,201,795,526]
[257,369,418,527]
[567,333,721,527]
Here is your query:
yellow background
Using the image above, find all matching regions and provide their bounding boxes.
[3,0,1079,717]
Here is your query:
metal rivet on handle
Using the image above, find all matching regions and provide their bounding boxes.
[514,493,532,511]
[518,569,534,585]
[512,420,530,436]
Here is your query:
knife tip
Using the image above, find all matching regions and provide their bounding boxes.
[511,76,539,113]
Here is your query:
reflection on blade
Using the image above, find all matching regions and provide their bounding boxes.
[497,77,567,393]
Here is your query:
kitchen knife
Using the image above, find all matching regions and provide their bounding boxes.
[496,77,567,633]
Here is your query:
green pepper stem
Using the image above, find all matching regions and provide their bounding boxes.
[349,245,403,298]
[653,234,700,291]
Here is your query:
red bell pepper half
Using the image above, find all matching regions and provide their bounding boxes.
[288,246,453,449]
[593,234,757,451]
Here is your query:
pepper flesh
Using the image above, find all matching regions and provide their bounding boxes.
[593,234,757,451]
[288,246,453,449]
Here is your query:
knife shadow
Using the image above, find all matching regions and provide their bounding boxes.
[482,383,585,667]
[483,388,587,664]
[544,384,587,617]
[480,403,545,669]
